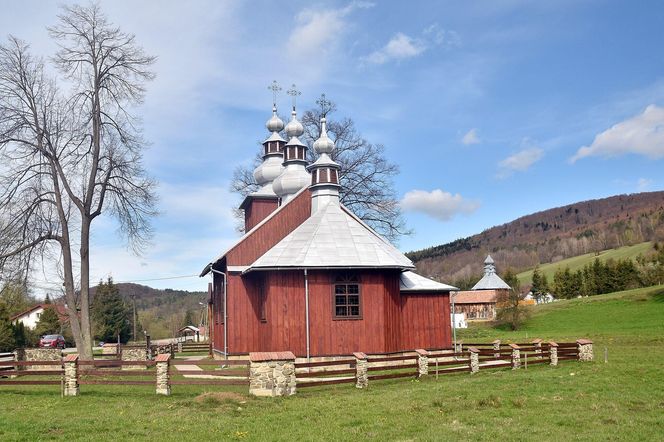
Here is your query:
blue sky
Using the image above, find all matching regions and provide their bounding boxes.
[3,0,664,293]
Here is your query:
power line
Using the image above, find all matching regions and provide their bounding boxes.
[114,274,200,284]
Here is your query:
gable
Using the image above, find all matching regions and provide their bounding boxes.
[224,188,312,267]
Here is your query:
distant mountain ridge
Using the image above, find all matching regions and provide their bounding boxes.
[407,191,664,284]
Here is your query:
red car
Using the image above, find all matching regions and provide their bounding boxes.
[39,334,66,349]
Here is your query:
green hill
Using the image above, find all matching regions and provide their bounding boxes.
[459,284,664,342]
[516,241,653,285]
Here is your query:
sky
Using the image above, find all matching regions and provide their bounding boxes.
[2,0,664,294]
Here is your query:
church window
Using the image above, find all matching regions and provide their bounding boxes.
[333,274,361,319]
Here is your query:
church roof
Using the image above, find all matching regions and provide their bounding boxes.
[245,202,415,272]
[399,271,458,292]
[471,273,511,290]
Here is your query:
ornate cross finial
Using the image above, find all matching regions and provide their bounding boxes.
[316,93,335,117]
[286,84,301,110]
[268,80,281,106]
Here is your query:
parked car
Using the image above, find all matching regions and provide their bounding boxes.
[39,334,66,349]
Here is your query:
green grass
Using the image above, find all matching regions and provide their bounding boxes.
[1,286,664,441]
[517,241,653,284]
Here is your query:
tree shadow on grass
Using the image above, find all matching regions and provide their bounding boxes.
[651,289,664,303]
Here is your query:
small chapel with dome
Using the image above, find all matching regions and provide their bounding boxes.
[200,84,458,358]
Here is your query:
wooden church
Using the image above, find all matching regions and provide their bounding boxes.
[200,87,458,358]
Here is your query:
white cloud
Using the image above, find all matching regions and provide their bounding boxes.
[462,128,480,145]
[571,104,664,163]
[287,1,374,60]
[363,23,459,65]
[400,189,480,221]
[497,146,544,178]
[637,178,653,192]
[365,33,425,64]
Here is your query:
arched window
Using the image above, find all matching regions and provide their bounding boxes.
[333,274,361,319]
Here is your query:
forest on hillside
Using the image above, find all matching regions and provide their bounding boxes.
[407,191,664,284]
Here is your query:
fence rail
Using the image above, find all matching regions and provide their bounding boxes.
[0,338,594,397]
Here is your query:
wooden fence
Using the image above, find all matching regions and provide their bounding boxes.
[0,356,249,391]
[0,339,591,396]
[0,352,14,375]
[177,342,210,353]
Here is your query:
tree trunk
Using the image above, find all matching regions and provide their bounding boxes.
[77,216,94,360]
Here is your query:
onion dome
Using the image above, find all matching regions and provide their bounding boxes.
[266,105,284,133]
[285,109,304,138]
[313,117,335,154]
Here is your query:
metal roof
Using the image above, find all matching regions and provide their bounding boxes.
[246,202,415,272]
[399,271,458,292]
[471,271,511,290]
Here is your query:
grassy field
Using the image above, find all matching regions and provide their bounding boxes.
[1,286,664,441]
[517,241,653,284]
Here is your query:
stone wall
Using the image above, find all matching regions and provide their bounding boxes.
[151,344,174,359]
[249,351,296,397]
[121,346,149,370]
[21,348,62,371]
[102,344,119,356]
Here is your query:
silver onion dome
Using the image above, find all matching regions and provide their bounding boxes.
[266,106,284,133]
[285,110,304,138]
[313,117,335,154]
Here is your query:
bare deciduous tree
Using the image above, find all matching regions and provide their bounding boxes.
[0,4,156,359]
[231,96,410,242]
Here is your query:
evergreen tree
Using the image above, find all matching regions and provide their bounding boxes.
[496,269,530,330]
[183,309,196,327]
[92,278,132,343]
[0,302,16,352]
[530,265,549,301]
[34,306,61,337]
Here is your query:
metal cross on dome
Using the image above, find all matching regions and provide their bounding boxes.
[286,84,301,109]
[268,80,281,106]
[316,93,333,117]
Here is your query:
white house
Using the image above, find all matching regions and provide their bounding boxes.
[10,304,67,330]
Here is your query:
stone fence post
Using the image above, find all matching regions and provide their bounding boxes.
[13,348,25,374]
[509,344,521,370]
[548,342,558,366]
[415,349,429,377]
[177,342,183,353]
[63,354,79,397]
[155,354,171,396]
[577,339,594,362]
[492,339,501,359]
[468,347,479,374]
[532,339,543,359]
[354,352,368,389]
[249,351,296,397]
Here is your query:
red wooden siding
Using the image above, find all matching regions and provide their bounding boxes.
[400,292,451,350]
[212,267,451,356]
[226,189,312,266]
[243,198,279,232]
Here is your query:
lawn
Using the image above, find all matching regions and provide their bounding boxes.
[517,241,653,284]
[1,286,663,441]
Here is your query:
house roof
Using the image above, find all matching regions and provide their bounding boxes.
[10,303,67,322]
[454,290,499,304]
[245,202,415,272]
[399,271,459,292]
